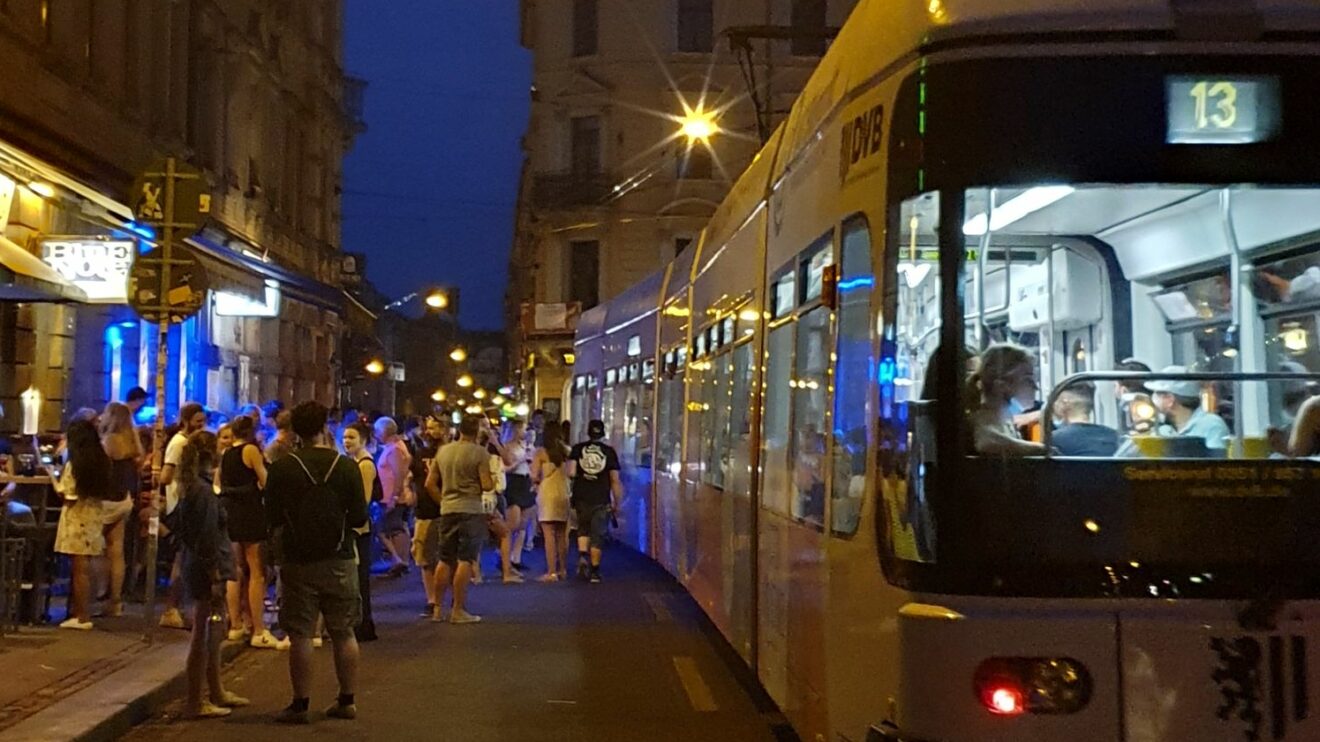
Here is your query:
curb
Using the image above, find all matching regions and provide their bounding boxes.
[3,638,249,742]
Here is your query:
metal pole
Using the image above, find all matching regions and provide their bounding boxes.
[142,157,177,642]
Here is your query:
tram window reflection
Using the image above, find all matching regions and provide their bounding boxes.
[761,324,794,514]
[792,308,830,526]
[727,341,756,497]
[830,217,872,536]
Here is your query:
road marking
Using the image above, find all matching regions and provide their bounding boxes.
[642,593,673,622]
[673,656,719,712]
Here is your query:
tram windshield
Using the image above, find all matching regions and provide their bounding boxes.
[883,185,1320,597]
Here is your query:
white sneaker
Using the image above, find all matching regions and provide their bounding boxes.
[226,628,249,642]
[251,630,291,650]
[449,610,482,625]
[158,608,185,629]
[60,617,93,631]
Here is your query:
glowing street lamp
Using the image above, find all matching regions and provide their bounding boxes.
[365,358,386,376]
[449,347,468,363]
[679,105,719,143]
[431,389,447,403]
[492,395,506,406]
[424,290,449,310]
[457,373,474,388]
[473,389,487,400]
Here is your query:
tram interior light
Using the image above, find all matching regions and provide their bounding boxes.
[963,186,1075,236]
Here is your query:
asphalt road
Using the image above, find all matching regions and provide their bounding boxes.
[119,545,792,742]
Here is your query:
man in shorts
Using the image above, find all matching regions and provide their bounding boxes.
[567,419,622,583]
[429,414,493,624]
[265,402,368,724]
[413,416,447,616]
[375,416,413,578]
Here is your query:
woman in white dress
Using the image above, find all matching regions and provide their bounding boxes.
[531,423,571,581]
[54,420,133,629]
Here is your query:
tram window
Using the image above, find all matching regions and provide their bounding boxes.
[792,308,830,527]
[701,353,732,488]
[633,382,654,469]
[831,217,872,536]
[686,353,708,482]
[772,272,796,318]
[656,365,684,476]
[761,324,794,515]
[1253,252,1320,425]
[727,341,756,496]
[802,238,835,303]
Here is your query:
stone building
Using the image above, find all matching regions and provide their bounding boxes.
[0,1,360,431]
[507,0,855,417]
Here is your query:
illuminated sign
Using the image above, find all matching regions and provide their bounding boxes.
[1166,76,1281,145]
[214,282,281,317]
[40,238,135,302]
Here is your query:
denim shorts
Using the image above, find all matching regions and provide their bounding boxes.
[280,558,361,639]
[438,513,487,565]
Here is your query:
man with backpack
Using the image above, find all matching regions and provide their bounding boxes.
[567,419,622,584]
[265,402,368,724]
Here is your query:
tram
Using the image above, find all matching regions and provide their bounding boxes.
[569,1,1320,740]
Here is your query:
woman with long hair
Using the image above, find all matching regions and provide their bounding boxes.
[99,402,144,616]
[54,420,131,629]
[175,431,248,718]
[342,421,381,641]
[219,415,286,649]
[531,422,571,581]
[502,419,534,571]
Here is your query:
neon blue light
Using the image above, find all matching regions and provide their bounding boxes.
[117,320,137,329]
[126,222,156,241]
[105,324,124,350]
[837,275,875,292]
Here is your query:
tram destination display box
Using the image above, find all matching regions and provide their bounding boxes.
[1166,75,1281,145]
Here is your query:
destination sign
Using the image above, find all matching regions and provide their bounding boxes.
[1166,75,1281,145]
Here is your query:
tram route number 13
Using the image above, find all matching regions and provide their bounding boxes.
[1188,81,1238,130]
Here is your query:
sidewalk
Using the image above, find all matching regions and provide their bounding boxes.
[0,604,234,742]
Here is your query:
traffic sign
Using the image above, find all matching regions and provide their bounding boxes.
[128,245,210,323]
[130,158,211,230]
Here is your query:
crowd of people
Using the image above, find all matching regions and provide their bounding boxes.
[14,390,623,722]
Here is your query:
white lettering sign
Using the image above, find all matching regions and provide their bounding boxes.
[40,239,134,302]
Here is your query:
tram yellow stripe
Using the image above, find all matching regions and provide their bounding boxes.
[673,656,719,712]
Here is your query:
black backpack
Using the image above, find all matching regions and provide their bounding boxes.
[281,452,347,562]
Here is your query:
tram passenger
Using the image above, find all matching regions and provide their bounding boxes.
[968,344,1048,456]
[1050,381,1119,457]
[1115,358,1157,434]
[1269,390,1320,458]
[1148,366,1231,451]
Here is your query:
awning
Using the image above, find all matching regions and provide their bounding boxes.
[0,235,87,303]
[189,230,346,313]
[186,244,268,303]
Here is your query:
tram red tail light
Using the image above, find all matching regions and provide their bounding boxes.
[974,658,1093,716]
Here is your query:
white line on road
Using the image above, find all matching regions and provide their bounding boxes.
[672,656,718,712]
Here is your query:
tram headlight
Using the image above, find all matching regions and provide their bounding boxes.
[974,657,1093,716]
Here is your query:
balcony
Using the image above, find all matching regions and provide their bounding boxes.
[531,171,616,210]
[343,76,368,137]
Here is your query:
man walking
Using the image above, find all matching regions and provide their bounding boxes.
[265,402,368,724]
[158,402,208,628]
[411,416,446,616]
[567,420,621,583]
[375,417,413,577]
[427,414,493,624]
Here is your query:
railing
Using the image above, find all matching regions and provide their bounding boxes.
[530,172,615,209]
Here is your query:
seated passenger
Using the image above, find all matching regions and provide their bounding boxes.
[1149,366,1230,451]
[968,343,1047,456]
[1269,391,1320,458]
[1051,382,1119,456]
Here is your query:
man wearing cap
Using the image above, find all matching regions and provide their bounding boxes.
[1148,365,1231,451]
[566,419,621,583]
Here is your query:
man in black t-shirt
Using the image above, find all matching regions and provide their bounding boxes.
[265,402,368,724]
[410,416,446,616]
[567,420,621,583]
[1052,382,1120,457]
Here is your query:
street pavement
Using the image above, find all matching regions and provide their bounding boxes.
[120,546,793,742]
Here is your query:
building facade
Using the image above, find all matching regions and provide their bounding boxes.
[507,0,855,418]
[0,0,358,432]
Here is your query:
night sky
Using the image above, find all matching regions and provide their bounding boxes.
[342,2,531,329]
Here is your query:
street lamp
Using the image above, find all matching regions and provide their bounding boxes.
[449,347,467,363]
[431,389,447,403]
[383,287,450,312]
[365,358,386,376]
[457,373,473,388]
[679,104,720,143]
[473,389,487,400]
[424,290,449,310]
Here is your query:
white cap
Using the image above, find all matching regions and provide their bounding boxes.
[1147,365,1201,399]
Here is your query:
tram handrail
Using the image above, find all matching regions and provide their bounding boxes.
[1040,370,1320,454]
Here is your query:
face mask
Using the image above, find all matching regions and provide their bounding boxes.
[1007,397,1027,416]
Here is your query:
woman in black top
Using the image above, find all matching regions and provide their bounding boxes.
[219,415,285,649]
